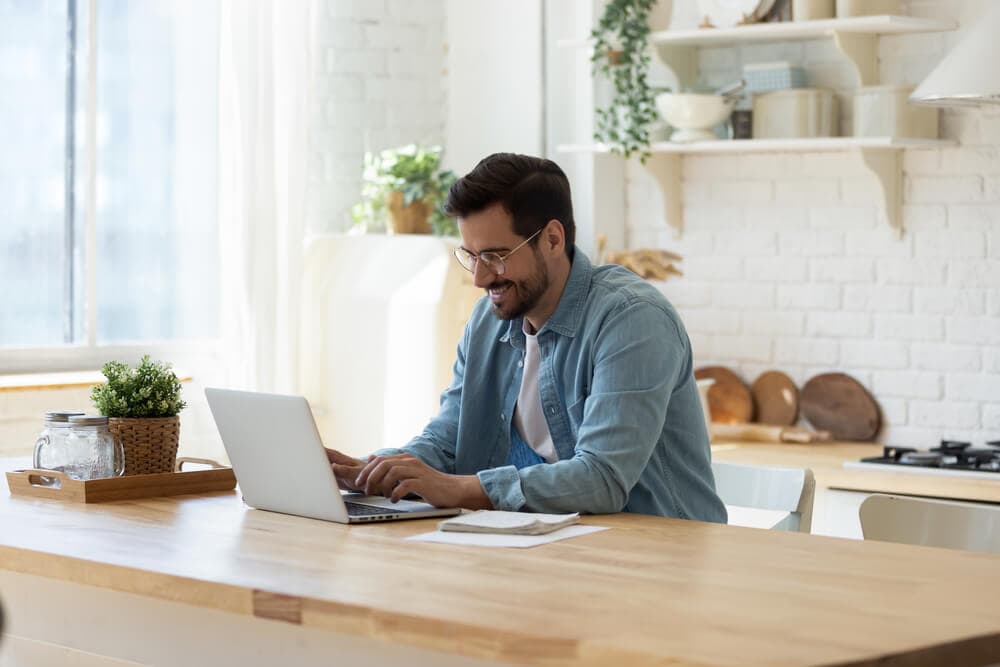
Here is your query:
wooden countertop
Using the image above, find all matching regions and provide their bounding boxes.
[711,441,1000,503]
[2,473,1000,666]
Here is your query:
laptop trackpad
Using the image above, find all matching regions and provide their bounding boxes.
[346,494,443,512]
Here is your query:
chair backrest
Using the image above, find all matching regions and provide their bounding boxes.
[859,494,1000,555]
[712,461,815,533]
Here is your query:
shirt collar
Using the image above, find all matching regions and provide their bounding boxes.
[503,246,591,346]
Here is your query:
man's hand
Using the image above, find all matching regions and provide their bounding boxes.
[324,448,367,492]
[355,453,492,509]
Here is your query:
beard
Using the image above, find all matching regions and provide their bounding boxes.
[486,250,549,321]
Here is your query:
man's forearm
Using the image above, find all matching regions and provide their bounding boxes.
[458,475,494,510]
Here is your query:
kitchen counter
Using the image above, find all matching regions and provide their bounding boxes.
[2,469,1000,666]
[711,440,1000,503]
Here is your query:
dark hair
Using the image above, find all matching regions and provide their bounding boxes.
[445,153,575,258]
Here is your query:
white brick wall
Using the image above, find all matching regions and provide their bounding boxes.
[306,0,446,233]
[624,0,1000,446]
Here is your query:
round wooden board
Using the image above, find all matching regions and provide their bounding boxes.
[694,366,753,424]
[800,372,881,442]
[751,370,799,426]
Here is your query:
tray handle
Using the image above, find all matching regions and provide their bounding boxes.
[12,469,71,489]
[174,457,227,472]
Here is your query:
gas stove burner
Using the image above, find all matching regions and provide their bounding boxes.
[934,440,972,455]
[856,441,1000,476]
[899,451,943,466]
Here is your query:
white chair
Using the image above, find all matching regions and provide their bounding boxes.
[859,494,1000,555]
[712,462,816,533]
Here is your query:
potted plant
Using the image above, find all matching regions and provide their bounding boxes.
[351,144,458,236]
[591,0,666,161]
[90,355,186,475]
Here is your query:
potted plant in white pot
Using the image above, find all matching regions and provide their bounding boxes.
[352,144,458,236]
[90,355,186,475]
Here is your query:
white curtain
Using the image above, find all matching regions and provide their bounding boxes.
[217,0,313,392]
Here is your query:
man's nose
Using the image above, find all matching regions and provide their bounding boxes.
[472,260,495,289]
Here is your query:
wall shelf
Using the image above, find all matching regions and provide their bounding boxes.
[560,16,958,88]
[649,15,956,45]
[554,13,958,244]
[652,15,957,88]
[557,137,955,238]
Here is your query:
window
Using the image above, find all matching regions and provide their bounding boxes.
[0,0,220,354]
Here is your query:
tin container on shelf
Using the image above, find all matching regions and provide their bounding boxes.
[836,0,901,17]
[853,85,939,139]
[753,88,839,139]
[793,0,835,21]
[743,62,807,95]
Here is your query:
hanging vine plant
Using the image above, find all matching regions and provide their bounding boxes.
[591,0,659,162]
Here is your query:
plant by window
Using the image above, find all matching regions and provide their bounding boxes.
[90,355,186,418]
[591,0,659,162]
[351,144,458,236]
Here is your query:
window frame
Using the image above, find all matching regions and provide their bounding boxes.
[1,0,221,375]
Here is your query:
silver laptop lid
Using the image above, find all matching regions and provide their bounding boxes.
[205,388,461,524]
[206,388,351,522]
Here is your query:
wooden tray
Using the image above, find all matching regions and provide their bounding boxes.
[6,465,237,503]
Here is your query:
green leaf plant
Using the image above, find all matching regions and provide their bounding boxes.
[351,144,458,236]
[591,0,660,162]
[90,355,186,418]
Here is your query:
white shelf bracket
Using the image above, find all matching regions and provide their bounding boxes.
[856,147,902,238]
[832,31,877,87]
[642,153,684,237]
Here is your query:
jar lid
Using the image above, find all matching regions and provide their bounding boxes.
[68,415,109,426]
[44,410,86,422]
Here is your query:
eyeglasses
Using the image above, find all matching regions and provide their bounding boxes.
[453,229,542,276]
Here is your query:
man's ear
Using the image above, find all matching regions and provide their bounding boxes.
[543,218,565,255]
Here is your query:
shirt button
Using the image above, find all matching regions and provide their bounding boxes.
[517,360,523,368]
[548,406,556,415]
[500,413,505,421]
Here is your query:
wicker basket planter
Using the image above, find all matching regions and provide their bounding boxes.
[108,416,180,476]
[386,190,432,234]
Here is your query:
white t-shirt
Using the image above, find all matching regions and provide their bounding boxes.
[512,324,558,463]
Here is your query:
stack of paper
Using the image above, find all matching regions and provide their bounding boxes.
[438,510,580,536]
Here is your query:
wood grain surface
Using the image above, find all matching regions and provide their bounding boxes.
[801,373,881,441]
[694,366,753,423]
[751,370,799,426]
[3,458,1000,667]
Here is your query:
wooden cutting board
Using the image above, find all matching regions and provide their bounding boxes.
[694,366,753,424]
[751,370,799,426]
[800,372,881,442]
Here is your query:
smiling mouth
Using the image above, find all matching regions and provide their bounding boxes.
[488,282,511,302]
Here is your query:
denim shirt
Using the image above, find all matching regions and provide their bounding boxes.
[377,249,727,522]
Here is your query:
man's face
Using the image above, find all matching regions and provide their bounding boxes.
[458,203,549,321]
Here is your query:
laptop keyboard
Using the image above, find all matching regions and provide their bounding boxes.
[344,500,406,517]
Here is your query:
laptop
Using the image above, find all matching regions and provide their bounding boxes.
[205,388,461,524]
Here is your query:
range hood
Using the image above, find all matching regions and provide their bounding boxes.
[910,4,1000,107]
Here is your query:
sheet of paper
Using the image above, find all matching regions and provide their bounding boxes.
[406,524,608,548]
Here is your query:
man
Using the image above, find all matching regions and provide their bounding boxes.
[327,153,726,521]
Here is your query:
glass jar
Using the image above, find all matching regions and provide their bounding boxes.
[65,415,126,480]
[33,410,86,475]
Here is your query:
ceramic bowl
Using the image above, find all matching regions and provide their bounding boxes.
[655,92,734,142]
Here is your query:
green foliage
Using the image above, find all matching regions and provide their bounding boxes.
[90,356,186,418]
[351,144,459,236]
[591,0,660,162]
